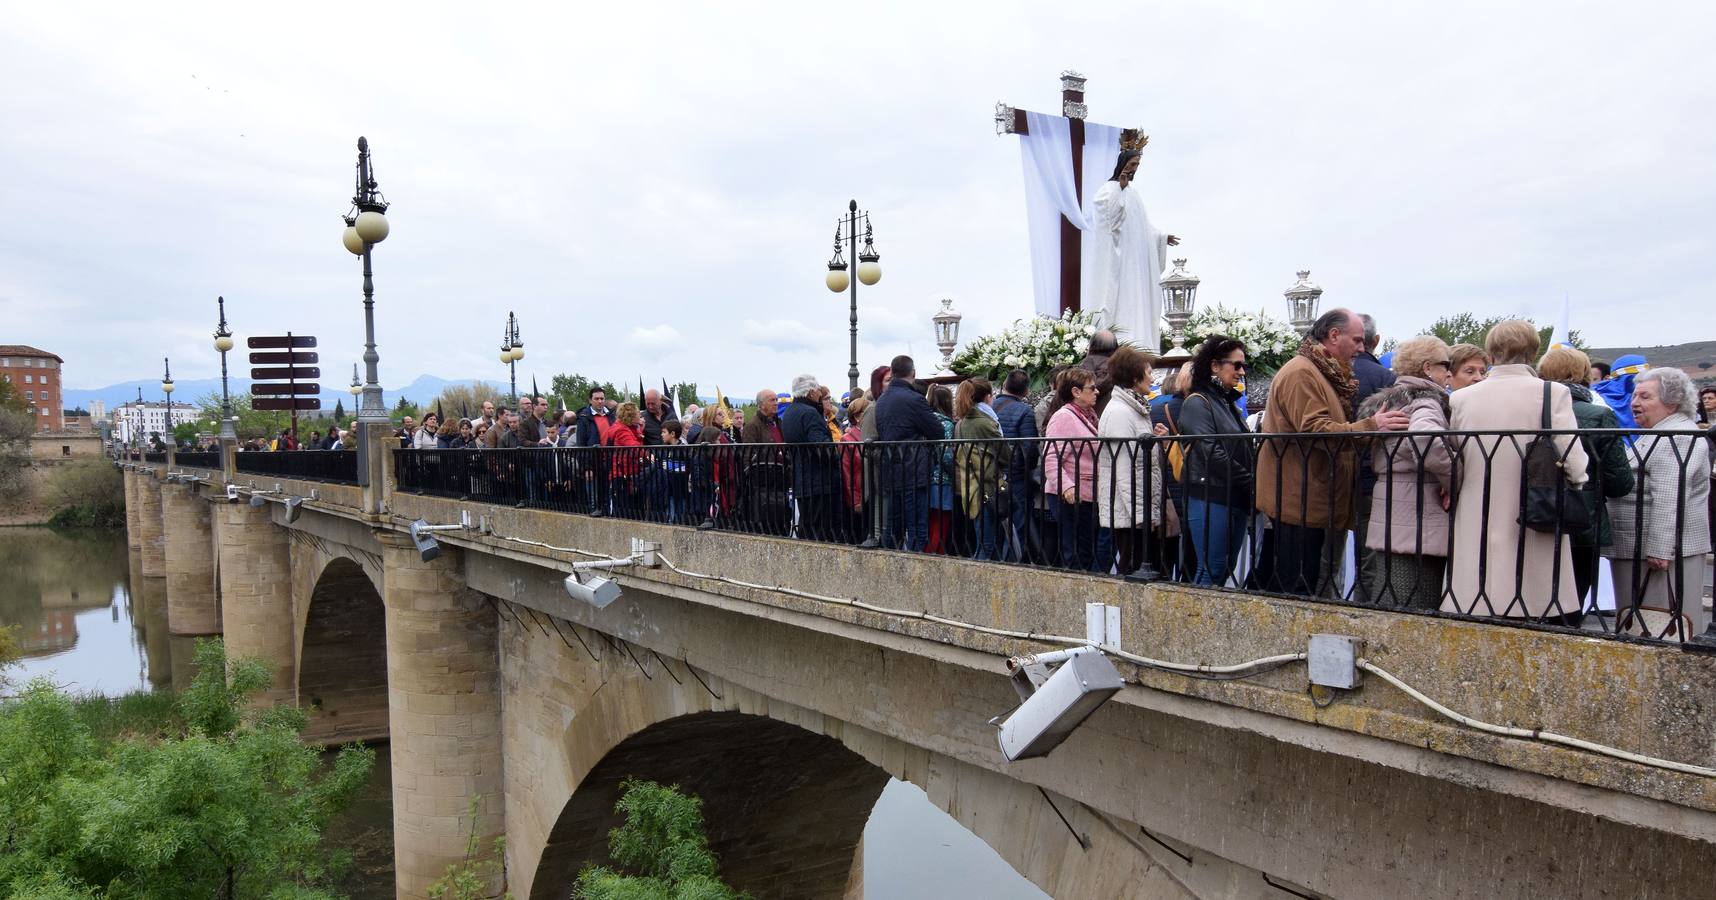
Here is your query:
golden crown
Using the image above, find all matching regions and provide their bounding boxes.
[1120,129,1150,151]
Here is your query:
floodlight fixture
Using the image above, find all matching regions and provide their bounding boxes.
[284,496,303,524]
[993,646,1123,762]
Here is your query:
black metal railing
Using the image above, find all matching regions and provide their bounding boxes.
[143,451,167,463]
[174,451,221,469]
[234,449,359,483]
[392,428,1714,645]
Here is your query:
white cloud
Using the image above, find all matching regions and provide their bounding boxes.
[628,325,683,351]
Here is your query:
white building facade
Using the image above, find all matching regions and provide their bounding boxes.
[112,401,199,444]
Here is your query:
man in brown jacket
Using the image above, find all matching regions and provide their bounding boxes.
[1256,309,1408,596]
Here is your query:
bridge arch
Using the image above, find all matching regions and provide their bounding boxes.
[297,555,389,744]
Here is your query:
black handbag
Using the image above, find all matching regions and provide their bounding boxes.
[1520,381,1591,534]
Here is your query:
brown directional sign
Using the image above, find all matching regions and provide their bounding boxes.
[253,397,322,411]
[250,367,320,380]
[248,350,319,366]
[247,335,318,349]
[251,382,322,395]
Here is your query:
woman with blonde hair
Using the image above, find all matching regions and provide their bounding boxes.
[1448,343,1490,391]
[1356,336,1455,607]
[605,402,646,518]
[1445,321,1588,624]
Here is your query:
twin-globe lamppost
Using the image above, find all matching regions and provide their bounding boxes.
[340,137,392,424]
[160,358,175,447]
[213,296,237,442]
[824,200,881,394]
[500,312,523,407]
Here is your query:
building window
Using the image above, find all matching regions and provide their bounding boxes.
[40,375,48,386]
[24,375,32,384]
[24,391,32,400]
[41,408,49,416]
[62,446,70,457]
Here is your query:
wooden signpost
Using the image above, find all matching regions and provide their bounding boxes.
[247,334,319,443]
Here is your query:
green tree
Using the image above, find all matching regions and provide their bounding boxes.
[0,380,27,413]
[551,374,625,414]
[428,382,507,421]
[172,421,200,445]
[0,639,375,898]
[1422,313,1584,352]
[666,382,700,410]
[390,395,420,424]
[194,392,293,441]
[0,402,35,501]
[573,779,749,900]
[44,459,125,528]
[332,399,345,421]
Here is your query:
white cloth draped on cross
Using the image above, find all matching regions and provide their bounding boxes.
[1016,111,1165,348]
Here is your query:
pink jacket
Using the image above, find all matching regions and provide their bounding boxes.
[1042,404,1100,503]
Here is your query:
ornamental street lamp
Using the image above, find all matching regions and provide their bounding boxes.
[932,298,963,371]
[213,296,237,442]
[500,312,523,407]
[1159,258,1201,359]
[1285,270,1323,337]
[132,386,144,449]
[160,358,176,449]
[341,136,391,423]
[349,363,362,400]
[824,200,882,393]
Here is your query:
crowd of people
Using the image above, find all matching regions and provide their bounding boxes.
[247,309,1709,640]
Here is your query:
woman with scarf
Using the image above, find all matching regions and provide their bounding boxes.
[1096,347,1164,576]
[693,404,738,529]
[1256,309,1408,596]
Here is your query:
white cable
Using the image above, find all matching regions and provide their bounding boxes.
[1358,658,1716,779]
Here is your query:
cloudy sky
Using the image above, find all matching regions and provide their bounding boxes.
[4,1,1712,399]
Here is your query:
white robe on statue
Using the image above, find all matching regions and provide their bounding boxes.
[1089,180,1167,350]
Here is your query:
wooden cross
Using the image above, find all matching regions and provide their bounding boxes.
[996,71,1140,316]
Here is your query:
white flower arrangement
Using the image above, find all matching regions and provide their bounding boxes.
[1179,305,1302,376]
[951,309,1111,389]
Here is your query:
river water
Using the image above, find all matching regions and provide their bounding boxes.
[0,527,1046,899]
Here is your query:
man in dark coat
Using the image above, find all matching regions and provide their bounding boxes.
[574,389,615,448]
[1351,313,1398,601]
[779,375,839,541]
[874,355,943,551]
[1078,328,1120,414]
[641,389,678,446]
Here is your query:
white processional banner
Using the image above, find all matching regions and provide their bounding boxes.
[1017,113,1123,319]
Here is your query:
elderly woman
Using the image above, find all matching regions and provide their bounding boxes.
[1356,336,1455,608]
[1448,343,1489,392]
[1538,346,1634,608]
[1603,366,1712,638]
[1097,347,1164,575]
[1445,321,1588,625]
[953,378,1011,560]
[1043,367,1111,572]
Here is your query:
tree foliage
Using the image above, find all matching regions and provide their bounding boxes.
[1421,313,1585,352]
[427,382,508,420]
[0,639,375,899]
[0,379,28,413]
[573,779,749,900]
[44,460,125,529]
[193,392,294,441]
[551,374,626,414]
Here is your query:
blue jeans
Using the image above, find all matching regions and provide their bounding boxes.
[971,501,999,561]
[1056,500,1114,573]
[886,485,930,552]
[1187,497,1248,586]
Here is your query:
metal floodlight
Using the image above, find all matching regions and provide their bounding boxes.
[249,493,267,507]
[563,571,623,609]
[993,647,1123,762]
[407,517,468,563]
[225,483,239,502]
[284,496,303,524]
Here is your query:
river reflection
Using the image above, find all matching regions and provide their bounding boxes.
[2,528,1048,898]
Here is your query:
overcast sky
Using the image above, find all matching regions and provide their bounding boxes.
[4,1,1712,398]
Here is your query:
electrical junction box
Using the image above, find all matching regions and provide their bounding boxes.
[1307,634,1361,690]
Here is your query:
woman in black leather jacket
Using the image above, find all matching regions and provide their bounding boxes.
[1177,336,1255,586]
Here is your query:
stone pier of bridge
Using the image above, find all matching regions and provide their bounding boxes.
[124,453,1716,900]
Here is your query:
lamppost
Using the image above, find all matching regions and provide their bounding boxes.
[349,364,362,405]
[932,298,963,371]
[499,312,523,407]
[1159,258,1201,359]
[1285,270,1323,337]
[213,296,236,442]
[132,386,144,449]
[341,136,391,423]
[824,200,881,394]
[160,358,175,448]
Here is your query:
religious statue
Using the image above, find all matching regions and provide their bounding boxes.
[1087,134,1178,351]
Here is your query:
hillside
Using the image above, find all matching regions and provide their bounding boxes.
[1586,341,1716,381]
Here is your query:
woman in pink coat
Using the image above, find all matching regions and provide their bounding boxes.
[1042,367,1111,572]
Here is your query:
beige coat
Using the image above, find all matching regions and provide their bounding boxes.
[1443,365,1589,620]
[1096,388,1164,529]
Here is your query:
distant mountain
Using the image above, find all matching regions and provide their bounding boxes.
[63,374,504,415]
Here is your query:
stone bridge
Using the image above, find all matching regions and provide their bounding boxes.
[120,441,1716,900]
